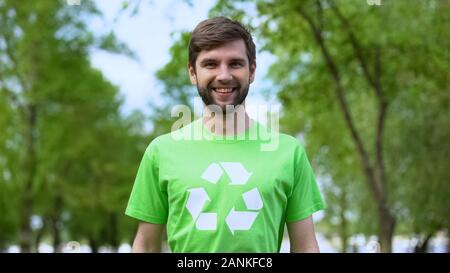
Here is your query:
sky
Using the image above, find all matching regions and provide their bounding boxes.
[88,0,278,120]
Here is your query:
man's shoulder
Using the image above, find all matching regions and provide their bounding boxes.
[277,132,302,146]
[254,122,306,156]
[261,124,304,148]
[278,133,306,155]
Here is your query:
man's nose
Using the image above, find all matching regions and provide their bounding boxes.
[216,65,233,81]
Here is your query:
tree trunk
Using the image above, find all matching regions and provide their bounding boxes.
[19,194,33,253]
[447,233,450,253]
[34,219,47,253]
[378,205,396,253]
[297,3,396,252]
[108,213,119,252]
[89,236,98,253]
[339,191,349,253]
[51,195,63,253]
[20,104,38,253]
[51,218,62,253]
[414,233,432,253]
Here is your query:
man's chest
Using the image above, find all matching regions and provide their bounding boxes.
[159,148,294,212]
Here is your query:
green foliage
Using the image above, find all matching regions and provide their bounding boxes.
[156,31,194,105]
[173,0,450,250]
[151,31,196,137]
[0,0,147,251]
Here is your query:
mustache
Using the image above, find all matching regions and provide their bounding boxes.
[207,81,241,90]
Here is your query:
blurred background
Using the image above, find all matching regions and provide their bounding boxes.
[0,0,448,253]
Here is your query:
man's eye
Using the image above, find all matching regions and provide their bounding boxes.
[230,62,243,68]
[204,63,216,68]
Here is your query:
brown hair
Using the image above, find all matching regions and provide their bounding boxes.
[188,16,256,71]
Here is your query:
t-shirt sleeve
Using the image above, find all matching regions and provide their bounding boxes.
[286,143,326,223]
[125,140,168,224]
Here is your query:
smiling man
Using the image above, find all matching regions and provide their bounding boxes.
[125,17,325,253]
[188,20,256,136]
[190,33,254,112]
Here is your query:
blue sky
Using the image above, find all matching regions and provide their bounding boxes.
[88,0,277,119]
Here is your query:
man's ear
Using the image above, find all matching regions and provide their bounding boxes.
[249,61,256,84]
[188,64,197,85]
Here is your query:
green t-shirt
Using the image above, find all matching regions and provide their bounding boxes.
[125,119,325,253]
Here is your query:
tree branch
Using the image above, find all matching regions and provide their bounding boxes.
[316,0,324,32]
[329,0,389,200]
[374,46,389,202]
[296,3,382,200]
[328,1,378,93]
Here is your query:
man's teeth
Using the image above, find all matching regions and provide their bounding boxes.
[213,88,234,93]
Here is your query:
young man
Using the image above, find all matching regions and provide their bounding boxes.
[125,17,325,253]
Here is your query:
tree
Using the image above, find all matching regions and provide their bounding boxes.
[386,70,450,252]
[207,0,450,252]
[0,0,138,252]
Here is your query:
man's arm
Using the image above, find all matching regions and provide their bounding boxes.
[287,216,320,253]
[131,222,165,253]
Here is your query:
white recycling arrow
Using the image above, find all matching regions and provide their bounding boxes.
[201,163,223,184]
[196,212,217,230]
[186,162,264,234]
[242,188,263,210]
[225,207,259,235]
[220,162,252,185]
[186,188,210,220]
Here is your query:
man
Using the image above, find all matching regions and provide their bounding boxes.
[125,17,325,253]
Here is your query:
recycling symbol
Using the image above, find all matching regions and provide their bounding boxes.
[186,162,263,234]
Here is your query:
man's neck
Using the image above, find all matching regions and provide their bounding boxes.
[203,104,252,136]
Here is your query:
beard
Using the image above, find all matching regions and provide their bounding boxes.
[197,81,249,114]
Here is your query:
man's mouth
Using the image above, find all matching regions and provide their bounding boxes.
[211,87,237,94]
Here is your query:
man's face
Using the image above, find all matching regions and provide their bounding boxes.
[188,39,256,112]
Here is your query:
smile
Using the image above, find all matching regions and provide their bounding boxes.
[211,87,237,93]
